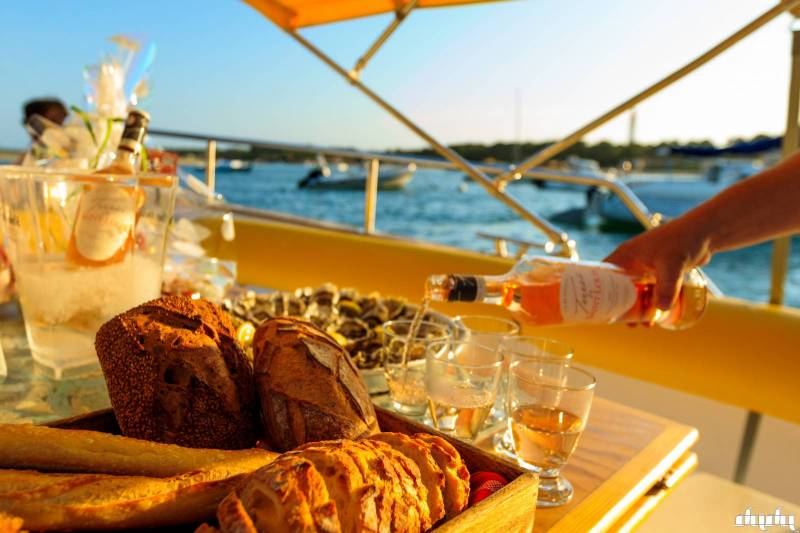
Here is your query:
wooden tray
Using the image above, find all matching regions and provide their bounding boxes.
[44,395,698,532]
[47,406,539,533]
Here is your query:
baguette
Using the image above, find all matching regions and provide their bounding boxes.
[0,468,248,531]
[0,424,277,477]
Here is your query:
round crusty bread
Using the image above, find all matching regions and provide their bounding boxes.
[252,317,378,452]
[95,296,259,450]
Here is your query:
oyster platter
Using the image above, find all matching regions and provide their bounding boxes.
[224,284,455,392]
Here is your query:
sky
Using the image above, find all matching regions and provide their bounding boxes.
[0,0,796,151]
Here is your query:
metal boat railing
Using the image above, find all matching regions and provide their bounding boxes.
[149,127,658,260]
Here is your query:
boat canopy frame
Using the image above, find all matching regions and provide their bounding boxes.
[243,0,800,273]
[162,0,800,484]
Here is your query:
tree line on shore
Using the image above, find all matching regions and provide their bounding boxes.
[165,133,777,169]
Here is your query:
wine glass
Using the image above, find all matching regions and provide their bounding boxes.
[494,337,574,455]
[453,315,520,346]
[425,339,503,441]
[454,315,520,426]
[382,320,450,416]
[507,357,595,507]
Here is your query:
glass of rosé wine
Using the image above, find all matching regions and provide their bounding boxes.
[426,339,503,441]
[507,357,595,507]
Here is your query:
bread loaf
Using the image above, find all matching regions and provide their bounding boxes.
[0,466,258,531]
[230,455,339,532]
[95,296,259,449]
[252,317,378,451]
[216,492,257,533]
[413,434,470,519]
[0,423,277,477]
[204,433,469,533]
[289,441,383,533]
[369,433,446,524]
[357,439,431,531]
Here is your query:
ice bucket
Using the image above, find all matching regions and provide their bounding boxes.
[0,166,177,377]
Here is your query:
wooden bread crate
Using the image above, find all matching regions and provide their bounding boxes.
[47,406,539,533]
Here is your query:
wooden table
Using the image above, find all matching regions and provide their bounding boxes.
[1,302,697,531]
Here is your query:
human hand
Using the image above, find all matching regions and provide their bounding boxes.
[604,218,712,310]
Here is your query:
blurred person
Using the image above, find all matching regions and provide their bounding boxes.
[17,98,68,164]
[22,97,67,131]
[605,151,800,309]
[2,98,68,296]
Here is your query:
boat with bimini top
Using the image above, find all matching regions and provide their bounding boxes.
[2,1,800,531]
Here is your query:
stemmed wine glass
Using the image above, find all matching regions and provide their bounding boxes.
[507,357,595,507]
[494,336,574,456]
[453,315,520,425]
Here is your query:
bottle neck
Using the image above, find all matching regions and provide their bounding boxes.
[426,274,506,304]
[112,146,140,173]
[109,110,149,173]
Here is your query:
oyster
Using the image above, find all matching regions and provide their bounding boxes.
[311,283,339,306]
[338,287,359,302]
[336,317,371,353]
[250,294,275,322]
[304,300,337,328]
[337,299,363,318]
[361,302,389,327]
[384,297,407,320]
[271,292,306,317]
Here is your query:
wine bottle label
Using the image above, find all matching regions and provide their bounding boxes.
[559,265,636,323]
[73,186,136,262]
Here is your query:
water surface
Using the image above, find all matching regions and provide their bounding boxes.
[214,163,800,307]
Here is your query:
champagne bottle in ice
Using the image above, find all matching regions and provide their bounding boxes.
[425,256,708,330]
[66,109,149,267]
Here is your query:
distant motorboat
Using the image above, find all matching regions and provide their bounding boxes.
[590,159,764,224]
[459,156,606,190]
[217,159,253,172]
[531,156,609,190]
[298,159,415,191]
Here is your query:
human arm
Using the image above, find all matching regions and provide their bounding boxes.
[605,150,800,309]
